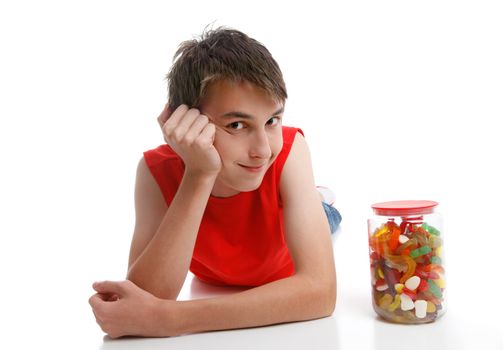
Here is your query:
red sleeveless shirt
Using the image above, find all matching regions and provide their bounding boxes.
[143,126,304,286]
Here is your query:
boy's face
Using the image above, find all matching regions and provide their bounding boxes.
[199,79,284,197]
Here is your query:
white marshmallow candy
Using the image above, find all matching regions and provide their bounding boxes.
[405,276,421,291]
[415,300,428,318]
[400,294,415,311]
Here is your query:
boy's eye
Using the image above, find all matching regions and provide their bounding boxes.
[267,116,281,126]
[227,121,245,130]
[226,117,281,131]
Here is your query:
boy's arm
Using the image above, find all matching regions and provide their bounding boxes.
[126,159,217,300]
[127,104,221,301]
[167,132,337,334]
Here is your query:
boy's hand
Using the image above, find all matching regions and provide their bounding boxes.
[157,103,222,177]
[89,280,180,338]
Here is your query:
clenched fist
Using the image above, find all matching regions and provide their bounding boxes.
[157,104,222,177]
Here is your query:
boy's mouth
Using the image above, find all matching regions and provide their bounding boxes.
[238,163,266,172]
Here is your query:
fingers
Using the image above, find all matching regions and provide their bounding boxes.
[96,292,120,301]
[89,293,105,309]
[198,123,217,147]
[92,280,127,296]
[108,294,120,301]
[165,104,189,128]
[183,114,211,144]
[163,105,215,146]
[89,294,113,337]
[169,108,201,143]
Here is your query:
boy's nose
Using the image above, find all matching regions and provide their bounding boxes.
[249,130,272,160]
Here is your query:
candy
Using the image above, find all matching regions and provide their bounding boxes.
[388,294,401,312]
[385,255,408,272]
[389,226,401,251]
[414,300,428,318]
[422,223,440,236]
[395,238,418,255]
[394,283,404,293]
[426,301,436,313]
[405,276,421,291]
[399,255,417,283]
[402,288,417,301]
[428,264,445,275]
[376,279,389,291]
[375,224,389,237]
[400,294,415,311]
[382,265,401,287]
[434,277,446,289]
[410,246,432,258]
[417,279,430,292]
[378,293,393,308]
[369,218,445,323]
[429,235,443,249]
[417,269,440,280]
[415,232,429,246]
[428,279,443,298]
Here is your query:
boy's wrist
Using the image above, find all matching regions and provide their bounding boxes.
[157,299,194,337]
[184,169,219,184]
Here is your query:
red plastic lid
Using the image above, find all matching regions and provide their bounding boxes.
[371,200,438,216]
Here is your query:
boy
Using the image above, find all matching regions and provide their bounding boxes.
[89,26,341,338]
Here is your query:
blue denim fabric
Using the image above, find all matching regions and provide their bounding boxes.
[322,202,342,234]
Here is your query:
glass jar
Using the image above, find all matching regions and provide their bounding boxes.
[367,200,446,324]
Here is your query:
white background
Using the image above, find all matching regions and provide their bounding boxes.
[1,0,502,349]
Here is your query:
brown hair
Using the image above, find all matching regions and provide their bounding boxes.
[165,25,288,110]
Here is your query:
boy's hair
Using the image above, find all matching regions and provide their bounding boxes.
[166,26,288,110]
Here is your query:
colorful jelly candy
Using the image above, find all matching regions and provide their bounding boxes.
[368,219,445,324]
[410,246,432,259]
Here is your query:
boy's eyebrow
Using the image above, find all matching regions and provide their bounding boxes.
[219,106,285,119]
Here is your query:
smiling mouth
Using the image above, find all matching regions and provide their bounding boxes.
[238,163,267,172]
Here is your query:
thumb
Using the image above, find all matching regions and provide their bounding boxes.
[92,280,127,296]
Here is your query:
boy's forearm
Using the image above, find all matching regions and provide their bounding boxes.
[126,171,216,300]
[169,274,336,335]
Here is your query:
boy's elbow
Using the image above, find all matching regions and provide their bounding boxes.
[126,271,180,300]
[304,275,337,318]
[322,279,337,316]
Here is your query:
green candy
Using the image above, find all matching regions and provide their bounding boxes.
[421,223,440,236]
[428,279,443,298]
[410,245,432,258]
[431,256,442,265]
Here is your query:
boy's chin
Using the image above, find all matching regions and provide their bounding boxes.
[233,179,264,193]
